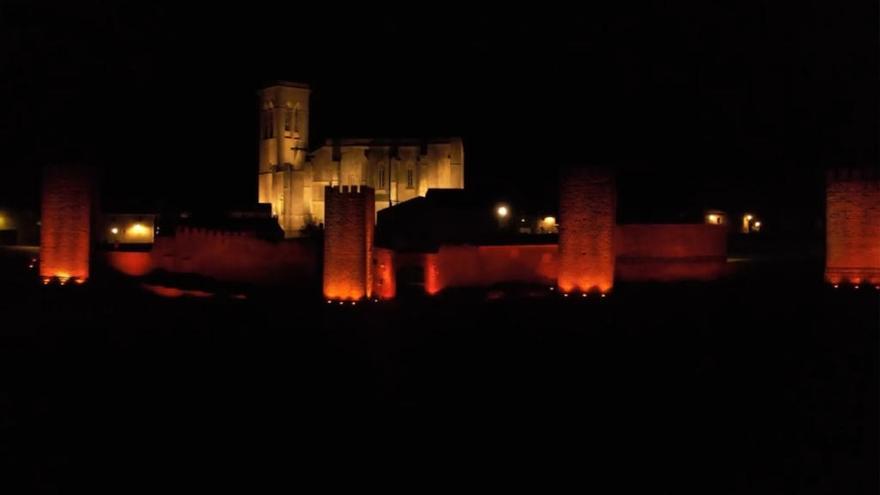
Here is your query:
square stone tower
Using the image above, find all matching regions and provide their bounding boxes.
[40,165,94,284]
[257,81,311,235]
[557,166,616,294]
[825,168,880,286]
[323,185,375,301]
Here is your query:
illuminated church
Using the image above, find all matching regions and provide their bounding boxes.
[257,81,465,236]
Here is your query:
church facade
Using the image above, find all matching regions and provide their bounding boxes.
[257,81,464,236]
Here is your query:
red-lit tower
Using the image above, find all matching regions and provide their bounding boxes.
[825,168,880,286]
[557,166,616,293]
[40,165,94,284]
[323,185,375,300]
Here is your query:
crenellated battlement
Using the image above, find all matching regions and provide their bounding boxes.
[324,185,375,197]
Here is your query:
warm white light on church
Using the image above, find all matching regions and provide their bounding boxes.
[496,205,509,218]
[257,82,464,236]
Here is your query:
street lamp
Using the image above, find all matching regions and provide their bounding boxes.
[495,204,510,230]
[742,213,753,233]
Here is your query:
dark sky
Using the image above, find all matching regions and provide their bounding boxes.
[1,2,876,228]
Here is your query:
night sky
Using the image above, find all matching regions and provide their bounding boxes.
[1,2,876,230]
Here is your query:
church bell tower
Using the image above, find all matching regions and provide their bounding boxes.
[257,81,311,235]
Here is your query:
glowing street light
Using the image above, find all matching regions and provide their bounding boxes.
[742,213,755,233]
[740,214,762,233]
[495,204,510,230]
[110,227,119,235]
[540,216,557,233]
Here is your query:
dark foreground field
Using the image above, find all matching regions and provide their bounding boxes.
[1,249,877,492]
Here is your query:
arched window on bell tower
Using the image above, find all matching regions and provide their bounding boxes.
[262,102,275,139]
[284,103,293,137]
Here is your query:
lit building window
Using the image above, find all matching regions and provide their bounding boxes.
[127,223,150,237]
[406,169,414,189]
[378,167,385,188]
[705,210,725,225]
